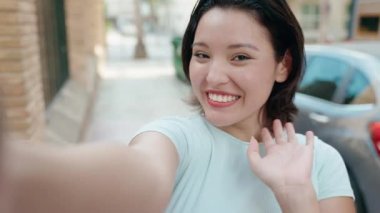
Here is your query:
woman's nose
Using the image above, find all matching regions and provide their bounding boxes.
[206,60,229,85]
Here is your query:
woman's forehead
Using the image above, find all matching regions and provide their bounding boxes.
[194,8,272,49]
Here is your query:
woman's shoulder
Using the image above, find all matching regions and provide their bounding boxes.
[296,133,343,163]
[134,114,207,153]
[295,134,354,199]
[140,114,205,131]
[296,133,346,169]
[296,133,336,151]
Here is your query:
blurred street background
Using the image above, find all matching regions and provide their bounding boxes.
[87,0,380,143]
[83,0,197,142]
[1,0,380,212]
[1,0,379,143]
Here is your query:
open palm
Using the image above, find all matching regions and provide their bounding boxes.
[247,119,315,191]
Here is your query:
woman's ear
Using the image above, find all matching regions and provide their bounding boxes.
[275,50,292,83]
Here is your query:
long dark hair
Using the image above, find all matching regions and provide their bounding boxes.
[182,0,305,126]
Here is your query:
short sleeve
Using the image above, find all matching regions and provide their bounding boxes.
[133,117,189,169]
[315,140,354,200]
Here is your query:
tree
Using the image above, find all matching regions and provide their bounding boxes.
[134,0,147,59]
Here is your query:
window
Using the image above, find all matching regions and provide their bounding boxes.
[299,56,350,102]
[301,4,320,30]
[345,70,375,104]
[359,16,380,35]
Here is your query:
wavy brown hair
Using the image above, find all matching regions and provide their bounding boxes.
[181,0,305,127]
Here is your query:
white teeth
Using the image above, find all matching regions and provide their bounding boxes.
[208,93,239,103]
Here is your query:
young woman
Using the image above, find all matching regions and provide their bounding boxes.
[0,0,355,212]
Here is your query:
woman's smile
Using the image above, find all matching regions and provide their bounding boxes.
[206,90,241,108]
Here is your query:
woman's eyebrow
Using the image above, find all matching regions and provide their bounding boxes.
[228,43,259,51]
[192,42,208,48]
[192,42,259,51]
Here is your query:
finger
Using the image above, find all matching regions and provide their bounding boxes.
[248,136,259,153]
[261,128,274,150]
[306,131,315,147]
[247,136,261,165]
[273,119,285,144]
[285,122,296,143]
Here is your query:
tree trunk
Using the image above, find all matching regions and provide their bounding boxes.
[134,0,147,59]
[148,0,158,25]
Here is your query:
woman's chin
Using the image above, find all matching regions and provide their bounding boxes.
[204,112,235,128]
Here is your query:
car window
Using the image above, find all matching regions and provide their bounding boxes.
[298,56,350,102]
[345,69,375,104]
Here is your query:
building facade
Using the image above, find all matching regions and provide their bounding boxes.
[288,0,352,43]
[0,0,105,143]
[353,0,380,40]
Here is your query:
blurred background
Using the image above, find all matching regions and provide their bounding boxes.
[0,0,380,212]
[1,0,379,144]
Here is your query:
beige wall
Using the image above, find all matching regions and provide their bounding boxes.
[289,0,351,43]
[326,0,350,41]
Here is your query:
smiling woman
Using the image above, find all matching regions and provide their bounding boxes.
[183,2,304,133]
[0,0,356,213]
[188,7,292,136]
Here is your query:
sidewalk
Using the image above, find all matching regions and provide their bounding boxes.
[83,31,192,143]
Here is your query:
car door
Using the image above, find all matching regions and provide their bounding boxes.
[294,54,353,135]
[294,52,380,213]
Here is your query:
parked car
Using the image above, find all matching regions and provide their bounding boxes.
[294,45,380,213]
[335,41,380,61]
[171,39,380,212]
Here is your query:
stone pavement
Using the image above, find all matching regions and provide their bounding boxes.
[83,31,193,143]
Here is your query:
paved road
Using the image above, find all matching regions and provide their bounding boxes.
[84,31,192,142]
[85,60,192,143]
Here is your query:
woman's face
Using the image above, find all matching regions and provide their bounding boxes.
[189,7,289,139]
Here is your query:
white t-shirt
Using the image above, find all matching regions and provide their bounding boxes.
[135,114,354,213]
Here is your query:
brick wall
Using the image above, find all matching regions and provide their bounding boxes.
[0,0,45,143]
[0,0,105,143]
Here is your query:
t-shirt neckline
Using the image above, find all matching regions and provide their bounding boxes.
[199,115,251,146]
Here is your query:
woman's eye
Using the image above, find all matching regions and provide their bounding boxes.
[193,52,209,59]
[232,55,250,61]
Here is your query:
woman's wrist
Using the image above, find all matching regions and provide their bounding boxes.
[272,182,319,213]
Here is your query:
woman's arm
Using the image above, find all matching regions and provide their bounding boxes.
[319,197,355,213]
[1,131,178,213]
[272,187,355,213]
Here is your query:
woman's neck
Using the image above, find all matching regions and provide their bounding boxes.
[219,118,265,142]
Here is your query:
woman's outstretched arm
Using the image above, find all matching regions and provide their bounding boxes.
[1,131,178,213]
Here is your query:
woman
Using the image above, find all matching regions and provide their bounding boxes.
[0,0,355,212]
